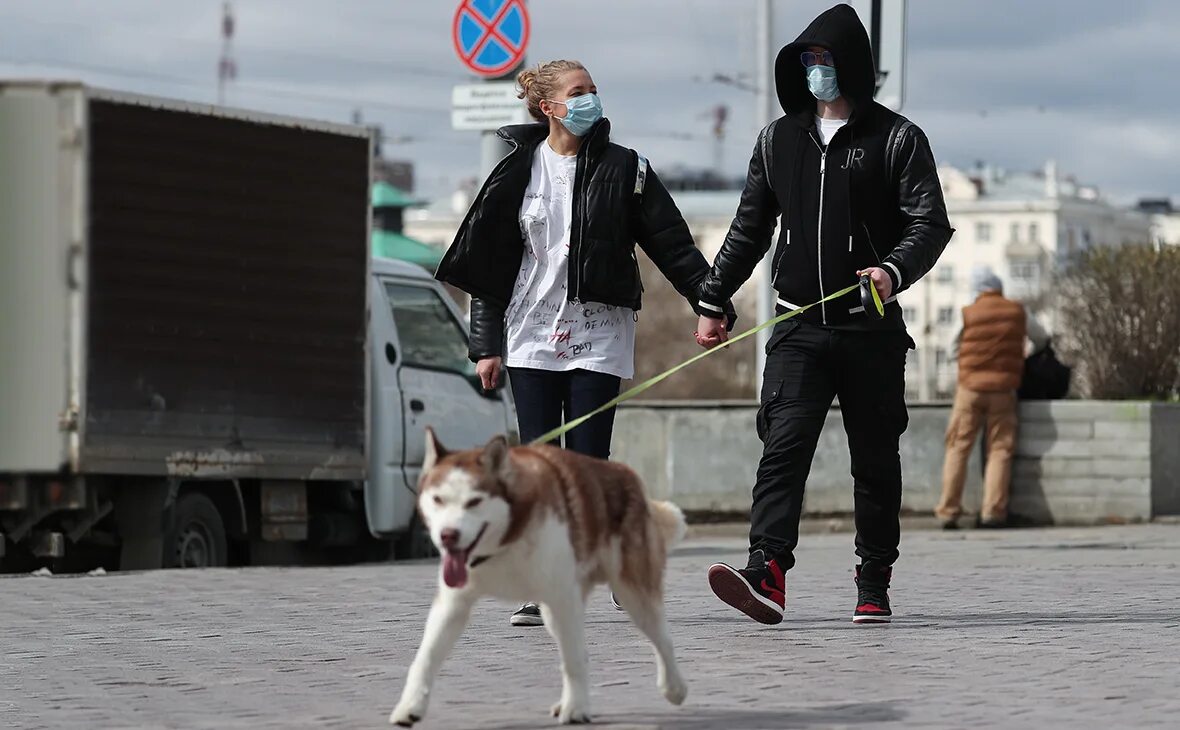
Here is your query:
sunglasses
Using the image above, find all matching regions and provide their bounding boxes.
[800,50,835,67]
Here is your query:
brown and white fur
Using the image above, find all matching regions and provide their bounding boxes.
[390,428,688,726]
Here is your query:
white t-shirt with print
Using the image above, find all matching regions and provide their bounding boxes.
[503,141,637,379]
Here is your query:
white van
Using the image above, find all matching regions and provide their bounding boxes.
[367,257,517,550]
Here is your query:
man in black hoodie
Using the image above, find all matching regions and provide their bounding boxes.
[696,4,953,625]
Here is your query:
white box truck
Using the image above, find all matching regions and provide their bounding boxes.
[0,82,515,571]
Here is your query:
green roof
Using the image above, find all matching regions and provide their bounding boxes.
[372,181,425,208]
[372,230,442,269]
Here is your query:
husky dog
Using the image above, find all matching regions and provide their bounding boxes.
[390,429,688,726]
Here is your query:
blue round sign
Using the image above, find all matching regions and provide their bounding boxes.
[452,0,530,78]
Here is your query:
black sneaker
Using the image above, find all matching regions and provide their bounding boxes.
[610,592,624,611]
[852,564,892,624]
[707,549,786,625]
[510,602,544,627]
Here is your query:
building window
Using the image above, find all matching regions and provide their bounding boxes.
[975,222,991,243]
[1010,260,1038,281]
[1010,222,1020,242]
[936,265,954,284]
[1029,223,1039,242]
[935,348,948,367]
[937,307,955,324]
[902,306,917,322]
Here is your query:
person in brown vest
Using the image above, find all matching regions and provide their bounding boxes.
[936,267,1047,528]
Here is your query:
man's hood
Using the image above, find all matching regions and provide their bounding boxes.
[775,3,876,123]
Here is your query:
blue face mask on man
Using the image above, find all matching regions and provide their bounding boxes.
[549,93,603,137]
[806,65,841,103]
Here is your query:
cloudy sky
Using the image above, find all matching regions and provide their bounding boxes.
[2,0,1177,203]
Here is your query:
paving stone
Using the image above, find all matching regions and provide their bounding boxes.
[2,525,1179,729]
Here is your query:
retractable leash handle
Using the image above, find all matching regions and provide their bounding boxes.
[859,273,885,320]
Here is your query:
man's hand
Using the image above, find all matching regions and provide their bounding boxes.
[476,357,502,391]
[695,315,729,350]
[857,267,893,302]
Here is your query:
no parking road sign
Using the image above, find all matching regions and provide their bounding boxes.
[452,0,530,79]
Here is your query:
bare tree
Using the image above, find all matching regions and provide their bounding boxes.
[1058,244,1180,400]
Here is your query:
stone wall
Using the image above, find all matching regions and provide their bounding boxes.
[612,401,1180,524]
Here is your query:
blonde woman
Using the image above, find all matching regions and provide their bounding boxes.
[435,59,733,627]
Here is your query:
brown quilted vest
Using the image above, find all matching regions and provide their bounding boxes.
[958,292,1026,392]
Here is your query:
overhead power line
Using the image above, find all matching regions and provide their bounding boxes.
[0,56,450,115]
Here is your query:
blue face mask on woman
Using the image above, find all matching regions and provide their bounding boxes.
[549,93,603,137]
[806,65,841,103]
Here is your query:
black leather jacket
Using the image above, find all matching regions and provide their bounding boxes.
[436,119,733,361]
[697,3,953,329]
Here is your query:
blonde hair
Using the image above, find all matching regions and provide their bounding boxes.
[516,60,586,122]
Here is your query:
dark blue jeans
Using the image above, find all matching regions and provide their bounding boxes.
[508,367,621,459]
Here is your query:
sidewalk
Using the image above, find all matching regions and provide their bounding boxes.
[3,525,1178,729]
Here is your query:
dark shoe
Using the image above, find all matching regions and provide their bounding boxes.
[610,592,624,611]
[977,517,1008,529]
[707,549,786,625]
[940,520,959,530]
[510,602,544,627]
[852,564,892,624]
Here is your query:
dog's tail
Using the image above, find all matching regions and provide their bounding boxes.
[648,500,687,549]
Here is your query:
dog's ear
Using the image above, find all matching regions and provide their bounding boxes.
[423,427,448,473]
[479,434,513,482]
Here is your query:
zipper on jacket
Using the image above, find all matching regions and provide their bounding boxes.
[815,141,828,324]
[568,123,608,304]
[569,150,587,304]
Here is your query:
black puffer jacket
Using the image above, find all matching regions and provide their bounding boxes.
[436,119,732,362]
[697,3,953,329]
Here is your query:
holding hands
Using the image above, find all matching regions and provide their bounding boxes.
[695,315,729,350]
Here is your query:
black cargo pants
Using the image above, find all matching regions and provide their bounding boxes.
[750,316,913,572]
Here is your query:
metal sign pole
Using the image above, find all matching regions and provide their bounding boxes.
[753,0,775,395]
[481,1,524,181]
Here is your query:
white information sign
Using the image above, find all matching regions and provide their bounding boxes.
[451,82,530,131]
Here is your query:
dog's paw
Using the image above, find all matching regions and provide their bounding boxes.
[390,693,427,727]
[551,699,592,724]
[660,674,688,706]
[389,708,422,727]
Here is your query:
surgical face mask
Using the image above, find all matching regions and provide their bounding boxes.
[806,65,841,103]
[548,93,603,137]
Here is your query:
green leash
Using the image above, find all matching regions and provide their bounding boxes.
[529,283,861,446]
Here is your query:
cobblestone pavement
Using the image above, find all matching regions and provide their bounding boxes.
[3,524,1179,729]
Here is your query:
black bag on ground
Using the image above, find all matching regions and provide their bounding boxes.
[1018,342,1072,400]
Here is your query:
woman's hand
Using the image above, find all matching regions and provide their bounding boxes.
[695,315,729,349]
[476,357,503,391]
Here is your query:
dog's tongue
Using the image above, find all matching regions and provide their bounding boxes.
[442,551,468,588]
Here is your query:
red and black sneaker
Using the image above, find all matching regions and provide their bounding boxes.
[852,564,893,624]
[707,550,786,625]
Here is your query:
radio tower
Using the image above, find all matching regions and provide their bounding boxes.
[217,2,237,105]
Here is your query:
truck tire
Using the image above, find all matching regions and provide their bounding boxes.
[394,512,438,561]
[164,492,228,568]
